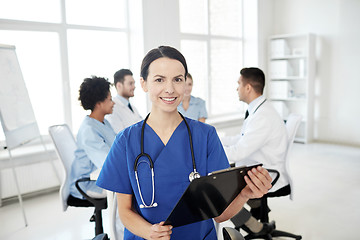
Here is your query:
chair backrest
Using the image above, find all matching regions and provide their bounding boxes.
[48,124,77,211]
[284,113,302,200]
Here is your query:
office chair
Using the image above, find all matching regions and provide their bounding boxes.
[48,124,107,237]
[243,113,303,240]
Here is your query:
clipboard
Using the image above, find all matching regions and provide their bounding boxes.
[164,164,262,228]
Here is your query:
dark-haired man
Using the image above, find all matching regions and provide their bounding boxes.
[106,69,142,133]
[221,67,288,236]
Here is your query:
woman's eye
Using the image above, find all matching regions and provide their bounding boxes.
[155,78,162,82]
[175,78,183,82]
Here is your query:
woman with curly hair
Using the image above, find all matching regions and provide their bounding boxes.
[69,76,116,199]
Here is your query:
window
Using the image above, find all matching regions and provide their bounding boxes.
[0,0,61,23]
[67,29,129,129]
[65,0,127,28]
[180,40,208,101]
[0,0,130,139]
[210,39,242,115]
[179,0,208,35]
[179,0,246,118]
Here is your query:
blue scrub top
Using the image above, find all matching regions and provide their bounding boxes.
[97,117,229,240]
[70,116,116,199]
[178,95,208,121]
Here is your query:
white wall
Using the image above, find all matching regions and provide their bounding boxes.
[142,0,181,52]
[138,0,182,112]
[128,0,147,117]
[269,0,360,146]
[257,0,274,71]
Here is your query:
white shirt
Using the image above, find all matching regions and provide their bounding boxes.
[105,95,142,133]
[221,95,289,192]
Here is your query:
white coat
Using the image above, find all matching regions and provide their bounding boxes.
[221,96,289,192]
[105,95,142,133]
[104,95,143,239]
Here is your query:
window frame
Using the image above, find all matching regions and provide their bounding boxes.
[179,0,246,119]
[0,0,131,137]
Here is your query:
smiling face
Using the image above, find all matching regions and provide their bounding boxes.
[140,57,186,114]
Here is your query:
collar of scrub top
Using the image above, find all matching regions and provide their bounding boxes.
[179,95,195,108]
[187,95,196,106]
[247,95,267,117]
[134,112,200,208]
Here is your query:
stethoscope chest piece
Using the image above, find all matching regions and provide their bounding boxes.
[140,202,158,209]
[189,170,201,182]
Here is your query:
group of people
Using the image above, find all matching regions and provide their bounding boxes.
[68,45,290,240]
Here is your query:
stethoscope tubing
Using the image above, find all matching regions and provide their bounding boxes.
[134,112,197,172]
[134,112,199,208]
[181,112,197,173]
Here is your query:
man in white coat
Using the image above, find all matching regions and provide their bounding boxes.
[106,69,142,133]
[105,69,142,240]
[221,67,288,236]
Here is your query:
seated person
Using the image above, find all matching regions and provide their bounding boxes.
[69,76,116,199]
[177,73,208,122]
[221,67,288,236]
[106,68,142,133]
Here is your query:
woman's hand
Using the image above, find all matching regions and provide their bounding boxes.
[214,166,272,223]
[117,193,172,239]
[148,222,173,240]
[240,166,272,199]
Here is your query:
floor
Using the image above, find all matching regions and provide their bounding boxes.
[0,142,359,240]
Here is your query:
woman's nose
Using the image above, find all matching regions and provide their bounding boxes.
[165,81,174,94]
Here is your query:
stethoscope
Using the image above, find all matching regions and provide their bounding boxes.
[242,99,267,136]
[251,99,267,116]
[245,99,267,121]
[134,112,200,208]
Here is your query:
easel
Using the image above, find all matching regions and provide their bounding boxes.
[0,44,60,226]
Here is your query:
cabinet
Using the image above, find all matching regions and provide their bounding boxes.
[267,33,316,143]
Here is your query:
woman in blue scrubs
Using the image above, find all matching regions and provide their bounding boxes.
[177,73,208,122]
[69,76,116,199]
[96,46,272,240]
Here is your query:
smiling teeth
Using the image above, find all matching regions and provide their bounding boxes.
[162,97,176,101]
